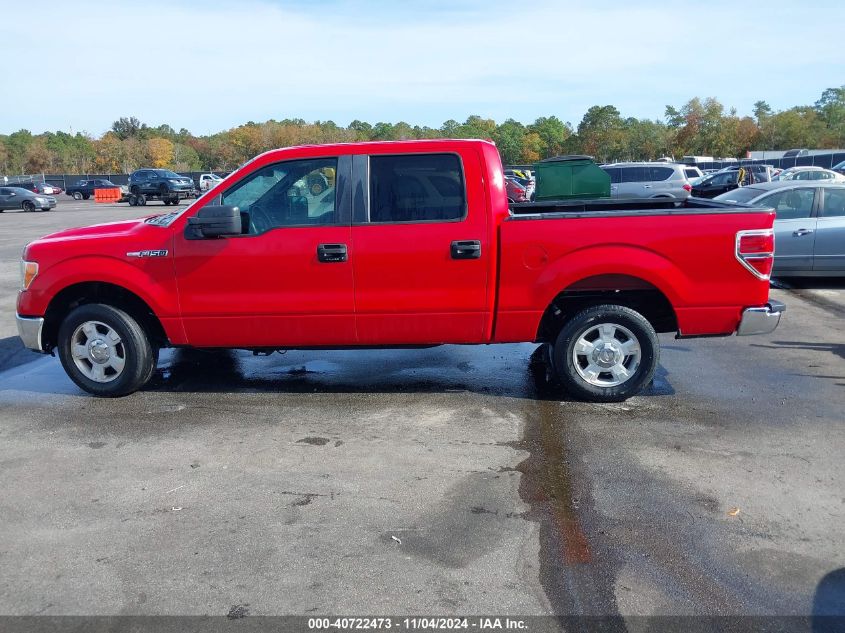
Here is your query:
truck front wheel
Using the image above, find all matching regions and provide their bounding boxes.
[57,304,156,397]
[552,304,658,402]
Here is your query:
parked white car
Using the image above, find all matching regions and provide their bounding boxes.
[774,166,845,182]
[199,173,224,191]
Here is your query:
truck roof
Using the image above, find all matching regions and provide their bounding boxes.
[253,138,498,160]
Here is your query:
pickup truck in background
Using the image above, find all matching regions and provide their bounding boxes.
[198,173,224,191]
[65,178,128,201]
[16,139,783,400]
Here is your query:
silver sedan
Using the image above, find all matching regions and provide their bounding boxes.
[714,181,845,276]
[0,186,57,212]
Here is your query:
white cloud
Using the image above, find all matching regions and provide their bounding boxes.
[0,0,842,134]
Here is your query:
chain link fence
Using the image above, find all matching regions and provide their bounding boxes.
[1,171,231,190]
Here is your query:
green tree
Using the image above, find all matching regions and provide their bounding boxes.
[814,86,845,146]
[528,116,572,158]
[440,119,460,136]
[492,119,526,164]
[348,120,373,140]
[456,115,496,140]
[575,105,625,162]
[111,116,146,140]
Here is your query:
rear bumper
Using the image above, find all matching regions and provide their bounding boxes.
[737,300,785,336]
[16,314,45,352]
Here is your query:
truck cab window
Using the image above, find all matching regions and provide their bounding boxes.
[221,158,338,234]
[369,153,466,222]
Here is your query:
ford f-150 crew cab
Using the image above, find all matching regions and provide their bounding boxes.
[15,139,783,400]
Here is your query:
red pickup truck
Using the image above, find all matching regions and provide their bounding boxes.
[16,139,783,400]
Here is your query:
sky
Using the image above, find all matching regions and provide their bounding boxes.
[1,0,843,137]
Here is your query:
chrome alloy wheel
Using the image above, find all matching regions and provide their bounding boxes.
[572,323,641,387]
[70,320,126,383]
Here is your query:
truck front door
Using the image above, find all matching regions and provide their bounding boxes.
[173,156,355,348]
[350,151,490,344]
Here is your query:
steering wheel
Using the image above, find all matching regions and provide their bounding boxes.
[248,202,274,234]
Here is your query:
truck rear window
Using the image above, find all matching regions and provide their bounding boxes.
[369,154,466,223]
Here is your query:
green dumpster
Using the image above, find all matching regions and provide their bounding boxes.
[534,155,610,201]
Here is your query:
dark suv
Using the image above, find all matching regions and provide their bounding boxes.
[128,169,196,205]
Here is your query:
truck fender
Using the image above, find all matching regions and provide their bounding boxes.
[534,244,692,310]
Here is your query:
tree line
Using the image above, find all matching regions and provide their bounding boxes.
[1,86,843,176]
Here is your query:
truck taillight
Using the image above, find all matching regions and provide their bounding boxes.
[735,229,774,280]
[683,183,692,192]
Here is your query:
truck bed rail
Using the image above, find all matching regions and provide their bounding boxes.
[509,197,770,220]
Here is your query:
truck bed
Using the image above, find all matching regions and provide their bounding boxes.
[495,197,776,342]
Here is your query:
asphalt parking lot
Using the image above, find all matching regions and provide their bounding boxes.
[0,198,843,620]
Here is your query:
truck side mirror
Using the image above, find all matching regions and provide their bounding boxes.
[186,205,241,238]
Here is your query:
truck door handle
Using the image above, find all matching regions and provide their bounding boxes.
[643,184,652,189]
[451,240,481,260]
[793,229,814,236]
[317,243,347,263]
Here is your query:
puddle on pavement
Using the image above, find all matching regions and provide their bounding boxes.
[502,347,624,619]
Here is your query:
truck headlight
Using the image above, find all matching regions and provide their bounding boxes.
[20,261,38,290]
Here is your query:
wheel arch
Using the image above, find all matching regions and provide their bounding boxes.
[536,273,678,342]
[42,281,169,351]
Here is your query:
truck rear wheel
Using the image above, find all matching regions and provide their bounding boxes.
[57,303,156,397]
[552,304,658,402]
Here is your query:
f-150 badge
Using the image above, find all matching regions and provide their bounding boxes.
[126,250,168,258]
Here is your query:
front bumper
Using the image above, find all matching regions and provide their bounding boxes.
[16,314,45,352]
[737,300,785,336]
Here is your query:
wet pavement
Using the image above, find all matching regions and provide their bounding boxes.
[0,201,843,619]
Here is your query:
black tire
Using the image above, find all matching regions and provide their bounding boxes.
[552,304,659,402]
[57,304,155,397]
[82,194,90,200]
[163,199,171,206]
[22,200,35,212]
[138,194,147,206]
[128,195,137,206]
[72,191,83,200]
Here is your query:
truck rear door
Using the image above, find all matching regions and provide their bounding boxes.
[350,150,490,344]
